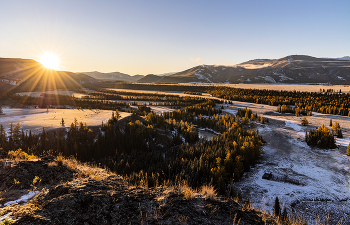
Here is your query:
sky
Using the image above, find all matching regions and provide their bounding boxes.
[1,0,350,75]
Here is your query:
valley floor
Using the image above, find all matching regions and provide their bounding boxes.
[221,102,350,224]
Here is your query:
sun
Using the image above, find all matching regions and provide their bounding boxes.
[39,53,60,70]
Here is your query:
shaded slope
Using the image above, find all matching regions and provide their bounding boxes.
[83,71,143,82]
[0,58,101,92]
[150,55,350,84]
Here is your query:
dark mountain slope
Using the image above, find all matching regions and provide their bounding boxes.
[0,58,101,92]
[149,55,350,84]
[83,71,143,82]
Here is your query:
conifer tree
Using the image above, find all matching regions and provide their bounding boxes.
[337,129,343,138]
[274,196,281,217]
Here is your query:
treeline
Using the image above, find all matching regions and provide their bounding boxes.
[83,91,207,106]
[9,94,129,110]
[210,86,350,117]
[101,82,207,93]
[100,83,350,117]
[183,91,202,95]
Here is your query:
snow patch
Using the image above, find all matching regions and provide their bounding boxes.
[4,191,39,206]
[335,137,350,147]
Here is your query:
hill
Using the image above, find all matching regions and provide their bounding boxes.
[0,158,271,225]
[147,55,350,84]
[0,58,101,93]
[83,71,144,82]
[136,74,163,83]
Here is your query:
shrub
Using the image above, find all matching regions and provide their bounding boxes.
[8,148,36,160]
[301,117,309,126]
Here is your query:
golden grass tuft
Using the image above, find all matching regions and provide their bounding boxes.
[200,184,216,200]
[178,182,195,201]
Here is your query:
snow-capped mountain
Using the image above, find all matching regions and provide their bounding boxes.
[141,55,350,84]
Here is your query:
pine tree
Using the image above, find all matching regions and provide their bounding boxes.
[274,196,281,217]
[347,143,350,156]
[61,118,65,126]
[337,129,343,138]
[115,109,121,119]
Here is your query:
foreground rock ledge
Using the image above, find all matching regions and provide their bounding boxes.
[0,159,267,225]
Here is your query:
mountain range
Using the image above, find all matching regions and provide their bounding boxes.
[136,55,350,84]
[81,71,176,82]
[1,55,350,93]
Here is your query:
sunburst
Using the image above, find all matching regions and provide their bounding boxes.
[39,53,60,70]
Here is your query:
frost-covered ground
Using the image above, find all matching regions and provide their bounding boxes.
[0,107,130,135]
[102,88,350,223]
[234,117,350,224]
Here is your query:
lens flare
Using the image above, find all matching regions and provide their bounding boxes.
[39,53,60,70]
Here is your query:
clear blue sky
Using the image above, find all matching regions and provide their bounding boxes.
[1,0,349,75]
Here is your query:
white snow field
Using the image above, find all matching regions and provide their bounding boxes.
[0,107,130,134]
[235,119,350,224]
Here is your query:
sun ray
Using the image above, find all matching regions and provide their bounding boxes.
[39,53,60,70]
[4,63,43,98]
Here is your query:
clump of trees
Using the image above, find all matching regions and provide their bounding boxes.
[301,117,309,126]
[305,124,336,149]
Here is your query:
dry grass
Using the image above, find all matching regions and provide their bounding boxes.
[178,182,195,201]
[232,213,242,225]
[200,184,216,200]
[61,157,109,181]
[47,161,58,167]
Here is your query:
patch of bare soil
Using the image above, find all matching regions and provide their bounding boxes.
[0,159,268,225]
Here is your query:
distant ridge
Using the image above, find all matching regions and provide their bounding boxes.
[83,71,143,82]
[136,74,162,83]
[139,55,350,84]
[0,58,101,92]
